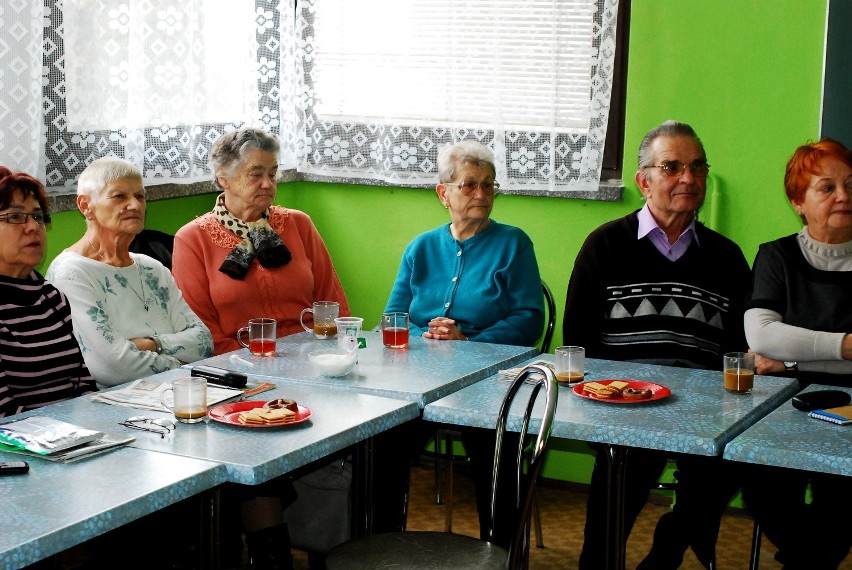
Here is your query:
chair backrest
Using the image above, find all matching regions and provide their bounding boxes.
[489,364,558,569]
[540,280,556,354]
[129,229,175,270]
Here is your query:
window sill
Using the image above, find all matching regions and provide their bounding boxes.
[47,180,219,214]
[47,175,623,214]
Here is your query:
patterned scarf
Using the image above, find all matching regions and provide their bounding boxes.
[212,193,292,279]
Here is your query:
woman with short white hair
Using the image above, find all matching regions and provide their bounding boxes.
[46,156,212,386]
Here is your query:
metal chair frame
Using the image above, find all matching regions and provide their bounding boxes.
[326,364,559,570]
[429,280,556,546]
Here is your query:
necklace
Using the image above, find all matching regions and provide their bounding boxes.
[132,262,150,312]
[87,238,149,312]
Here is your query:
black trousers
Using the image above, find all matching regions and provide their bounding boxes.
[579,445,740,570]
[742,464,852,569]
[370,419,518,550]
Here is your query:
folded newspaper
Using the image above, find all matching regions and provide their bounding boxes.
[0,416,134,463]
[498,360,556,382]
[92,378,244,413]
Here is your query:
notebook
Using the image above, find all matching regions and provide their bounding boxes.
[808,405,852,426]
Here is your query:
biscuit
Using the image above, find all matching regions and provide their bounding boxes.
[582,382,618,398]
[239,406,296,425]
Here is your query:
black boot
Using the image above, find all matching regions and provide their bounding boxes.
[245,524,294,570]
[636,511,690,570]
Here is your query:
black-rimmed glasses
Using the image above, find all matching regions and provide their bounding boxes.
[120,416,176,438]
[642,160,710,178]
[0,212,51,225]
[443,180,500,196]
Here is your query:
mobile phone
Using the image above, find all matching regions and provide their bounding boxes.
[792,389,851,411]
[0,461,30,475]
[190,365,248,388]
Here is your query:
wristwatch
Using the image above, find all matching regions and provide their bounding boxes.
[783,361,798,372]
[147,336,164,355]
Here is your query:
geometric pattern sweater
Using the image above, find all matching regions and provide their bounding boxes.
[563,211,751,370]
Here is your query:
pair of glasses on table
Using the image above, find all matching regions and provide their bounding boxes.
[119,416,176,438]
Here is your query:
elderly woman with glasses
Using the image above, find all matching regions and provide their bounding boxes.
[381,140,544,549]
[385,139,544,344]
[46,157,213,386]
[0,167,97,417]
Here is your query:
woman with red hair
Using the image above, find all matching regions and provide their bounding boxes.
[743,138,852,568]
[0,167,97,417]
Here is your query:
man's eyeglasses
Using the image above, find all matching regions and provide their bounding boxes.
[120,416,176,438]
[643,160,710,178]
[0,212,51,225]
[444,180,500,196]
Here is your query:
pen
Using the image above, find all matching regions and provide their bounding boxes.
[230,354,255,367]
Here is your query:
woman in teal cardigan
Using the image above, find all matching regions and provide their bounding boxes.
[385,140,544,346]
[382,140,544,548]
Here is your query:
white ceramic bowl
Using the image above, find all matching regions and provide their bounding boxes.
[309,349,357,377]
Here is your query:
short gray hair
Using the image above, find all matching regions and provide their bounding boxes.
[637,120,705,170]
[210,127,280,190]
[77,156,143,201]
[437,140,496,183]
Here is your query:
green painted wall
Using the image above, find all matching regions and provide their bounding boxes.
[36,1,827,486]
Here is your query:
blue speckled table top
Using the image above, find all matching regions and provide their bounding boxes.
[28,371,420,486]
[723,384,852,476]
[0,447,225,570]
[424,356,800,456]
[193,331,538,408]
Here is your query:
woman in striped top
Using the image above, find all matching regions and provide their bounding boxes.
[0,167,96,417]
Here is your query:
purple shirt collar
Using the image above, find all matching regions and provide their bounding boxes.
[637,203,699,261]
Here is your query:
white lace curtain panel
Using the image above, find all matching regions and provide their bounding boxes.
[0,0,619,195]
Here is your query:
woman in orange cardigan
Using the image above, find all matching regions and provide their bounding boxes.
[173,127,350,569]
[173,127,349,355]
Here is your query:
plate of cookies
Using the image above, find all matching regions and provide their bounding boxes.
[209,398,313,427]
[572,380,670,403]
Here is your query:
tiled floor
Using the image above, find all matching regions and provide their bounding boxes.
[294,460,852,570]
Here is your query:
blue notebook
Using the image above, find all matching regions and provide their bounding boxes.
[808,405,852,426]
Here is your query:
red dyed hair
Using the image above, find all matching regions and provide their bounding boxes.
[784,139,852,204]
[0,167,49,213]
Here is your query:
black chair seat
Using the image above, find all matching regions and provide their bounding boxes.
[325,531,507,570]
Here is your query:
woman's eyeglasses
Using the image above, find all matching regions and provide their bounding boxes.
[0,212,51,225]
[120,416,176,438]
[444,180,500,196]
[643,160,710,178]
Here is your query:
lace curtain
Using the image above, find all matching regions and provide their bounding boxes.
[0,3,43,177]
[295,0,621,193]
[39,0,295,193]
[0,0,617,195]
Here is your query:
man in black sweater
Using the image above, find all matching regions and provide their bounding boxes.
[564,120,752,569]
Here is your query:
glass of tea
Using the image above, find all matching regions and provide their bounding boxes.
[723,352,755,394]
[160,376,207,423]
[554,346,585,384]
[237,317,277,356]
[300,301,340,339]
[382,312,410,348]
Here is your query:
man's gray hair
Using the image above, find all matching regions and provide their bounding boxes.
[77,156,143,201]
[637,120,705,170]
[210,127,281,190]
[437,140,496,183]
